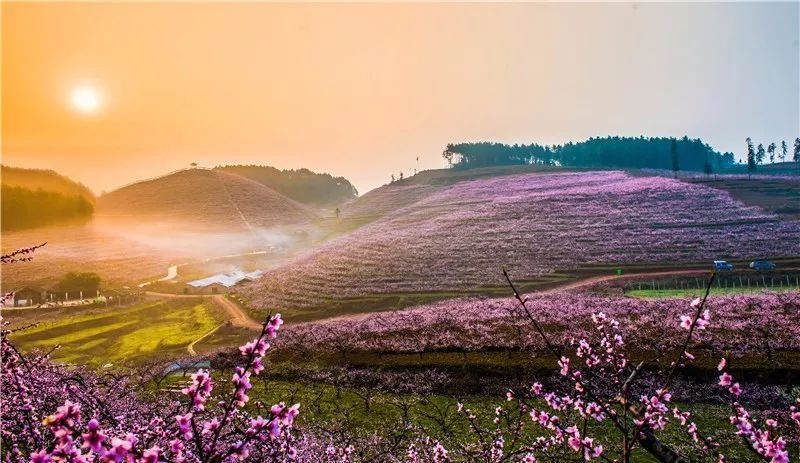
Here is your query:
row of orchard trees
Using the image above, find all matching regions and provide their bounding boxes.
[3,245,800,463]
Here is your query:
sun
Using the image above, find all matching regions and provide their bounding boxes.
[70,86,102,114]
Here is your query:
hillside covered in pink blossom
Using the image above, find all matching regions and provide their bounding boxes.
[240,171,800,310]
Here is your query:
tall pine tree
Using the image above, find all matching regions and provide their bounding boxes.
[746,137,756,179]
[794,138,800,175]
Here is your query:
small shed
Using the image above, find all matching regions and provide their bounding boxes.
[13,287,48,307]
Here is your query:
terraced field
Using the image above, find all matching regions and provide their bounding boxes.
[5,298,223,365]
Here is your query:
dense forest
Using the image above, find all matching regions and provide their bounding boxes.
[442,136,737,172]
[1,185,94,231]
[215,165,358,206]
[1,166,96,231]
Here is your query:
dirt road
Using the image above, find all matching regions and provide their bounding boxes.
[290,269,722,327]
[539,269,712,294]
[210,295,263,331]
[155,292,262,356]
[145,291,263,331]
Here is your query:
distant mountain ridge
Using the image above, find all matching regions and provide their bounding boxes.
[1,165,95,231]
[1,165,95,202]
[215,165,358,207]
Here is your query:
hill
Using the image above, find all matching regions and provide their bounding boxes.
[340,165,569,226]
[1,166,96,231]
[1,165,95,202]
[215,165,357,207]
[239,170,800,315]
[1,222,176,290]
[96,168,318,232]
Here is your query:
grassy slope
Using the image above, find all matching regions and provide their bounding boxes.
[6,298,224,365]
[627,285,800,298]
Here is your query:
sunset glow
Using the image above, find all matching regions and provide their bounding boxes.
[2,2,798,194]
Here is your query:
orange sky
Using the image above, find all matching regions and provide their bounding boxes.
[3,2,798,194]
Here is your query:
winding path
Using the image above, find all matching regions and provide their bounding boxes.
[210,295,263,331]
[539,269,710,294]
[186,323,226,355]
[289,269,717,327]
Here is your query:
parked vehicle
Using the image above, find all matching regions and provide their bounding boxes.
[749,260,776,271]
[713,260,734,272]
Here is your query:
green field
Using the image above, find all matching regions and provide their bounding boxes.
[157,374,780,462]
[626,284,800,298]
[6,298,224,365]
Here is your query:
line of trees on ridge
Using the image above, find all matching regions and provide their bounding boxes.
[745,137,800,178]
[215,165,358,207]
[442,136,739,173]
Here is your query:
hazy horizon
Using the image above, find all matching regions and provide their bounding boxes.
[3,1,798,195]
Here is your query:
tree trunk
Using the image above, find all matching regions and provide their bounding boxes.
[638,430,689,463]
